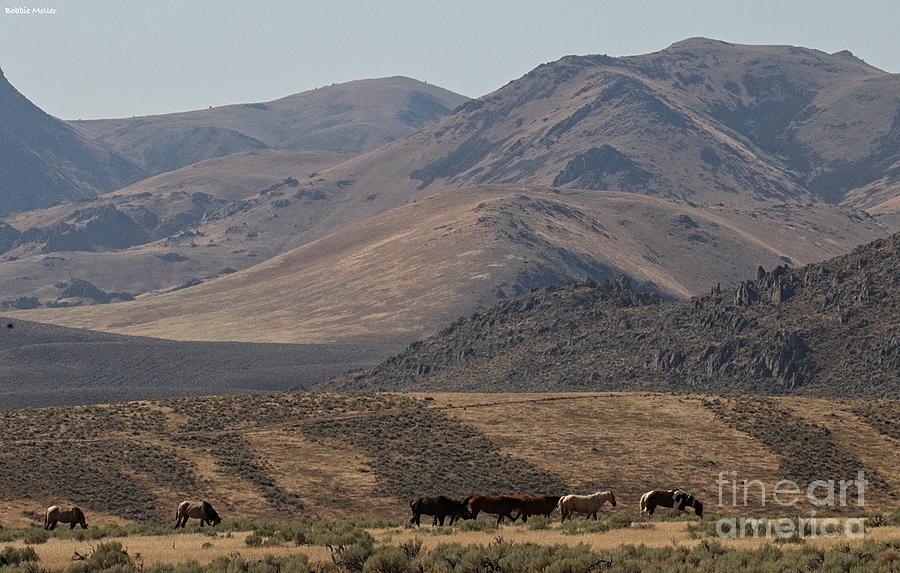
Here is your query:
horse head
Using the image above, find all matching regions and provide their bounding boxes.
[203,502,222,526]
[75,507,88,529]
[692,499,704,518]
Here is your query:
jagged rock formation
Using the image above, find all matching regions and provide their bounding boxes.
[328,232,900,397]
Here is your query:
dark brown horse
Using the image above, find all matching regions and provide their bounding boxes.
[513,496,561,522]
[174,500,221,528]
[409,496,471,526]
[466,496,527,524]
[639,489,703,518]
[44,506,87,530]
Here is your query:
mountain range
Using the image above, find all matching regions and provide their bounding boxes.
[0,68,145,215]
[2,38,899,347]
[68,76,468,175]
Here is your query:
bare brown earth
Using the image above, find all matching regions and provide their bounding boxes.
[0,393,896,528]
[4,39,899,344]
[0,317,398,410]
[0,150,350,305]
[11,186,885,343]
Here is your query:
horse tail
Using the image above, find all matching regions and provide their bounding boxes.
[639,492,648,513]
[43,508,49,530]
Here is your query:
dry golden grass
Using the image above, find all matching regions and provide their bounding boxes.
[10,188,885,344]
[8,523,900,572]
[7,532,331,571]
[377,522,900,553]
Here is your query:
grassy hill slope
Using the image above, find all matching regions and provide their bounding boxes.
[0,393,895,526]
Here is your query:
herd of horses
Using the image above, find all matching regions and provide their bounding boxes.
[41,489,702,531]
[409,489,704,526]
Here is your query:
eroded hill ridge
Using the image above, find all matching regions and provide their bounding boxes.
[331,232,900,397]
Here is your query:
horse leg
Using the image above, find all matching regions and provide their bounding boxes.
[49,521,57,531]
[438,514,446,527]
[70,522,76,530]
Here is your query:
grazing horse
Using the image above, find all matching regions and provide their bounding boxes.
[44,506,88,530]
[409,496,471,526]
[174,500,222,528]
[557,491,617,522]
[466,496,527,524]
[639,489,704,518]
[512,496,561,522]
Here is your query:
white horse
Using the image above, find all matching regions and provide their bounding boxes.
[556,491,617,522]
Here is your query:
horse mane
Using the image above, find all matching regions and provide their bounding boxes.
[202,501,220,521]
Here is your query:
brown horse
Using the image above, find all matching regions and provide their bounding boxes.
[174,500,222,528]
[639,489,704,518]
[409,496,471,526]
[512,496,561,522]
[557,491,617,522]
[44,506,87,530]
[466,496,527,524]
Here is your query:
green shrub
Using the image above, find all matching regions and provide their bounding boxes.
[452,519,497,532]
[21,530,49,545]
[0,530,18,543]
[398,538,423,561]
[89,541,133,570]
[559,519,612,535]
[889,508,900,526]
[524,516,549,530]
[332,543,372,573]
[0,546,39,566]
[361,546,414,573]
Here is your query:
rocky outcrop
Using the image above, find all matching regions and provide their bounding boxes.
[330,232,900,398]
[37,204,152,253]
[552,145,652,190]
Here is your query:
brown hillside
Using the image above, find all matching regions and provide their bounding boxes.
[0,150,349,305]
[5,40,898,342]
[330,231,900,397]
[70,77,469,175]
[0,393,895,527]
[9,186,885,343]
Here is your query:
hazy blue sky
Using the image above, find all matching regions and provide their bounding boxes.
[1,0,898,119]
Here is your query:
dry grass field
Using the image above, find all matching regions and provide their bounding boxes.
[0,392,897,531]
[5,522,900,572]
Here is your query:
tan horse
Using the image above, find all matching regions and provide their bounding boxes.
[44,505,87,530]
[174,500,222,528]
[557,491,617,522]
